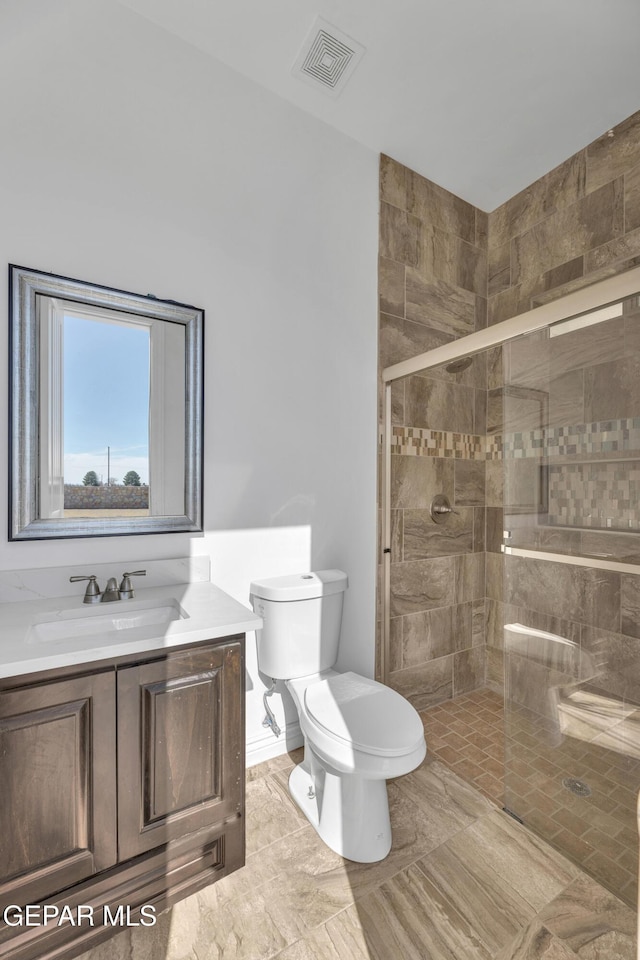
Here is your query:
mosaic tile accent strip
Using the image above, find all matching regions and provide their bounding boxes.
[503,427,544,459]
[390,426,485,459]
[485,435,503,461]
[505,418,640,459]
[548,461,640,529]
[387,418,640,464]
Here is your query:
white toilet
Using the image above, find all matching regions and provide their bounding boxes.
[249,569,426,863]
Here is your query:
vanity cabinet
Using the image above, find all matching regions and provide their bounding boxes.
[117,641,243,860]
[0,635,244,960]
[0,671,117,910]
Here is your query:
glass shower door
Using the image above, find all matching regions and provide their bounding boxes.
[501,295,640,907]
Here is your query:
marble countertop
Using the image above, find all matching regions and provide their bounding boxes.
[0,581,262,679]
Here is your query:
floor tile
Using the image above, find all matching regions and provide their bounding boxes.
[74,740,638,960]
[420,686,640,906]
[348,863,494,960]
[415,835,536,955]
[439,810,579,913]
[394,757,494,828]
[539,874,636,959]
[245,773,308,855]
[272,907,372,959]
[495,922,579,960]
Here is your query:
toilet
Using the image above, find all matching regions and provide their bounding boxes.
[249,569,426,863]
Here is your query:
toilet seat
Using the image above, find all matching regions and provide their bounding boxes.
[303,671,425,758]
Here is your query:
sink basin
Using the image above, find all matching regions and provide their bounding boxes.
[28,599,187,644]
[0,579,262,681]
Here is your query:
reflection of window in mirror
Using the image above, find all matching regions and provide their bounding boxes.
[38,297,185,520]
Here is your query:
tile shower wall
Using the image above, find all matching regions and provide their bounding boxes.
[501,309,640,534]
[485,107,640,693]
[487,112,640,326]
[378,156,489,708]
[547,459,640,529]
[379,107,640,709]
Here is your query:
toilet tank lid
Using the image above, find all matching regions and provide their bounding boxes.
[249,570,348,602]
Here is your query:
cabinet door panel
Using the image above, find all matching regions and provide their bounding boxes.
[117,640,243,860]
[145,670,219,821]
[0,671,117,910]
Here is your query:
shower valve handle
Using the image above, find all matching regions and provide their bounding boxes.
[430,494,458,523]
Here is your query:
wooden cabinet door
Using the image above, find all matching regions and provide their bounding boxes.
[0,671,117,911]
[117,640,243,860]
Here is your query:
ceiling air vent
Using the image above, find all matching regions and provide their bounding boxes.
[292,17,365,97]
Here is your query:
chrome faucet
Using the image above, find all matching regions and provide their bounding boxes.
[70,569,147,603]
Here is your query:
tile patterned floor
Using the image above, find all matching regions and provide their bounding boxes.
[79,746,637,960]
[419,688,505,807]
[420,686,640,909]
[505,688,640,910]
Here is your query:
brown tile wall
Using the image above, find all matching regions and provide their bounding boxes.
[485,108,640,693]
[487,110,640,327]
[378,155,488,708]
[379,107,640,709]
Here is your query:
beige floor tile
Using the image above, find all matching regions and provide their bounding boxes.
[350,863,494,960]
[206,826,311,909]
[272,907,372,960]
[190,885,293,959]
[246,748,304,783]
[260,829,357,934]
[538,874,636,959]
[245,773,308,855]
[416,838,536,955]
[396,757,494,827]
[444,810,579,913]
[495,922,578,960]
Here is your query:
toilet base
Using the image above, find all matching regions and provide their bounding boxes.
[289,756,392,863]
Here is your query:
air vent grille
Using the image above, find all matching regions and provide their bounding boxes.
[293,18,365,97]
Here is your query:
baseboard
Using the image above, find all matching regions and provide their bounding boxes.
[245,721,304,768]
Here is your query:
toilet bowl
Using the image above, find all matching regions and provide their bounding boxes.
[249,570,427,862]
[287,668,426,862]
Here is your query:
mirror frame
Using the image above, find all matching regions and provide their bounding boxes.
[9,264,204,540]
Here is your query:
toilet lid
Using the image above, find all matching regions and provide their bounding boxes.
[303,672,424,757]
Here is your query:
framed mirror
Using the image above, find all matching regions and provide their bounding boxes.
[9,265,203,540]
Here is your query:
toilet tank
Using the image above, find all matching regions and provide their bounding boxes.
[249,570,348,680]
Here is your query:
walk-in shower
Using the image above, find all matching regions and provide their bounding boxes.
[380,264,640,907]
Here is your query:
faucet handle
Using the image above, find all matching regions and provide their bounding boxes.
[69,575,102,604]
[119,569,146,600]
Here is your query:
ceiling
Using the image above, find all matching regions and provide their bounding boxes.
[114,0,640,211]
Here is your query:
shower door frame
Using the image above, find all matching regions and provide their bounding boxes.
[379,263,640,685]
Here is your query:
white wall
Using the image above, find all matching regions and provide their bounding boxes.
[0,0,379,761]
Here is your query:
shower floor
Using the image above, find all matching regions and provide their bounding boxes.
[420,688,639,908]
[419,689,505,806]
